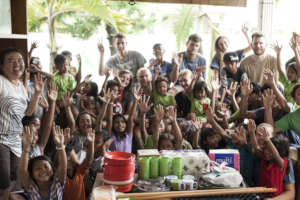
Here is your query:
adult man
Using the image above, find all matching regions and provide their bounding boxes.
[170,34,206,82]
[98,33,146,82]
[240,32,278,85]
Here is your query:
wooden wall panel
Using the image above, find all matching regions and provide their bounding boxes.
[110,0,247,7]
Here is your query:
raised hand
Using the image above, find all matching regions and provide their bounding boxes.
[227,81,238,97]
[271,41,282,55]
[53,125,64,147]
[86,128,95,143]
[83,74,92,83]
[34,73,45,94]
[205,106,214,123]
[21,126,34,149]
[290,34,299,52]
[240,78,252,97]
[262,88,275,109]
[166,106,177,122]
[99,88,112,104]
[30,41,38,50]
[248,119,256,134]
[192,117,203,132]
[48,82,58,102]
[63,127,72,145]
[232,125,247,145]
[132,87,143,101]
[97,43,104,54]
[211,75,221,91]
[241,24,249,35]
[172,53,183,67]
[76,54,81,65]
[154,104,165,122]
[263,68,275,86]
[137,95,153,114]
[61,92,73,107]
[38,95,49,110]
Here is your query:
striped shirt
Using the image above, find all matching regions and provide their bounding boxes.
[29,177,64,200]
[0,75,28,157]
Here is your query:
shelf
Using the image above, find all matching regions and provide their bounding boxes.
[0,34,28,39]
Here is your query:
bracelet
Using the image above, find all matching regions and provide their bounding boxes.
[56,145,65,151]
[23,149,31,153]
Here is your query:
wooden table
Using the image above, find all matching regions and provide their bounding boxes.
[93,174,276,200]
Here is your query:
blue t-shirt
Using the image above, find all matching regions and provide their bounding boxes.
[177,52,206,79]
[149,59,173,78]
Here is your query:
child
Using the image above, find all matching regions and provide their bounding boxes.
[152,76,176,108]
[188,80,211,121]
[52,54,76,101]
[274,43,300,108]
[63,128,94,200]
[115,70,134,116]
[106,80,123,115]
[19,125,67,200]
[106,87,139,153]
[249,120,289,197]
[152,105,183,151]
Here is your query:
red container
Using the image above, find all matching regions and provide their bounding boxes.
[103,152,135,192]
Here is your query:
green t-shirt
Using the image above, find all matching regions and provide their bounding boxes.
[144,134,154,149]
[152,89,176,108]
[189,95,210,121]
[279,74,300,108]
[52,72,76,100]
[275,107,300,135]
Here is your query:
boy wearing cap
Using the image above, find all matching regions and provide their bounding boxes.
[220,52,247,89]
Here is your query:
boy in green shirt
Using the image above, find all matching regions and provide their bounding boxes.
[52,54,76,100]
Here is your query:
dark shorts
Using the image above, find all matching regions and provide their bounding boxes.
[0,144,19,189]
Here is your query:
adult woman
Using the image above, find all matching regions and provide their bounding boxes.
[0,48,43,199]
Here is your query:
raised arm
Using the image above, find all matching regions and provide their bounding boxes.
[153,105,164,149]
[61,92,76,133]
[210,75,221,112]
[96,89,112,131]
[239,78,256,119]
[75,54,82,85]
[170,53,183,83]
[19,126,33,191]
[241,25,252,54]
[262,128,285,169]
[272,42,285,78]
[83,129,95,167]
[167,106,182,150]
[248,119,261,154]
[137,95,153,143]
[128,87,142,135]
[227,82,239,112]
[25,73,45,116]
[53,125,67,184]
[151,64,161,90]
[264,69,290,113]
[98,43,107,76]
[206,106,229,140]
[37,82,58,151]
[290,33,300,76]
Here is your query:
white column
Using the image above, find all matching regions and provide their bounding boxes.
[258,0,274,41]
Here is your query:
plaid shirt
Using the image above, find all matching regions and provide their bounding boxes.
[28,177,64,200]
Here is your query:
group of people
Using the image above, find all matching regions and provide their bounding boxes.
[0,25,300,200]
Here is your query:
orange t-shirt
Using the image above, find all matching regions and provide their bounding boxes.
[63,162,89,200]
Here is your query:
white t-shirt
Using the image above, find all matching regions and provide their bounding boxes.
[0,75,28,157]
